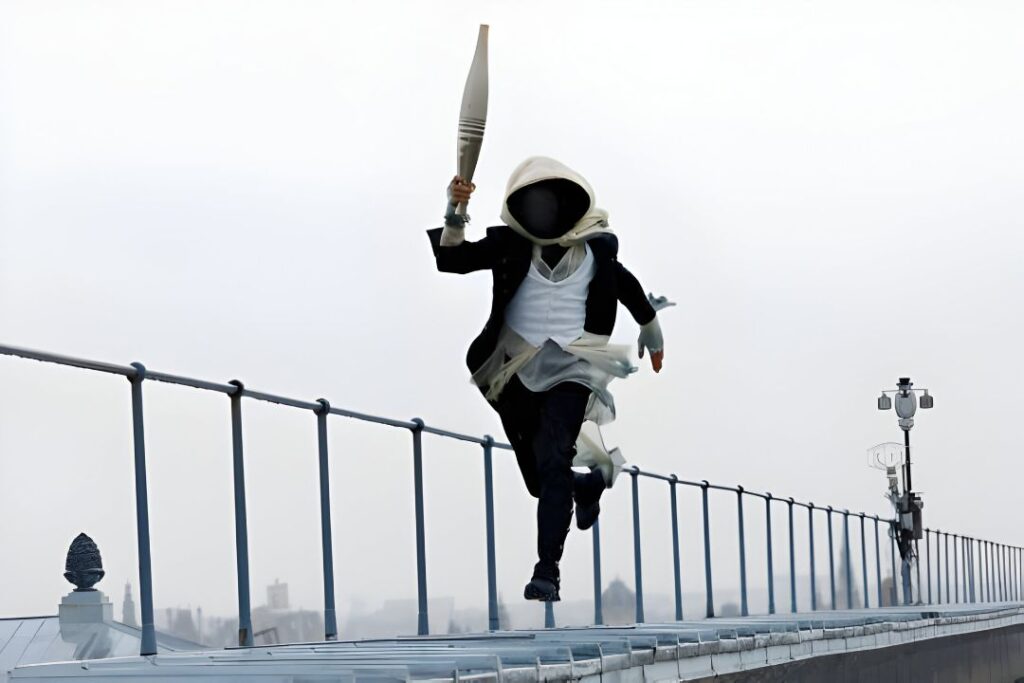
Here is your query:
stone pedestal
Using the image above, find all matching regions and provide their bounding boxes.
[59,589,113,625]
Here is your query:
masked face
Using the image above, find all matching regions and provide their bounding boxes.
[507,179,591,241]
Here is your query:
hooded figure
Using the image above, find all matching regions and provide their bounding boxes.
[428,156,667,601]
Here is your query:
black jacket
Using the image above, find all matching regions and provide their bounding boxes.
[427,226,657,374]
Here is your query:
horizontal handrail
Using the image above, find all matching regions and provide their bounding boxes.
[2,340,1021,653]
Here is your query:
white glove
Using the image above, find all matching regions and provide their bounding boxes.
[647,292,676,312]
[638,317,664,358]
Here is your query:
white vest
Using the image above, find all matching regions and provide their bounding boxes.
[505,245,595,348]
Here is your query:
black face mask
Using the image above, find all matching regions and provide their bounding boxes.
[507,179,591,241]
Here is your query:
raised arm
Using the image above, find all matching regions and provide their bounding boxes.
[426,175,497,274]
[426,226,499,274]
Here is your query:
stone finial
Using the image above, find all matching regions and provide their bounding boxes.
[64,533,105,591]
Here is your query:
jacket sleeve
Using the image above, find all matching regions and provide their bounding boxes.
[614,261,657,326]
[426,227,499,274]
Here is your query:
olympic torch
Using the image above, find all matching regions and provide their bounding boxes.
[454,24,489,219]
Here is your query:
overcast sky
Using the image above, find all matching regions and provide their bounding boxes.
[2,0,1023,630]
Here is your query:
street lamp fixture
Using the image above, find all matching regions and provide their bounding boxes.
[876,377,934,604]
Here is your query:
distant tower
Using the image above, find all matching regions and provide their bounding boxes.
[122,582,138,628]
[267,579,289,610]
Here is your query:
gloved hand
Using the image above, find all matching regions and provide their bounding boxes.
[647,292,676,312]
[638,317,665,373]
[445,175,475,227]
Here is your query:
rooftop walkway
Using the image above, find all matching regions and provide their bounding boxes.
[7,603,1024,682]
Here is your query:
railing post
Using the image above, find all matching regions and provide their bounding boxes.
[482,436,499,631]
[978,540,987,602]
[702,481,714,618]
[1001,544,1008,601]
[937,530,943,603]
[915,538,922,604]
[314,399,338,641]
[765,493,775,615]
[926,530,932,604]
[669,476,683,621]
[971,539,977,603]
[737,487,748,617]
[842,511,852,610]
[592,518,603,625]
[985,541,991,602]
[808,504,817,611]
[410,418,429,635]
[874,517,883,608]
[945,533,951,603]
[890,527,898,606]
[787,498,797,613]
[127,363,157,657]
[970,539,976,602]
[826,506,836,610]
[953,535,959,604]
[1004,545,1010,601]
[859,513,869,608]
[961,538,968,603]
[630,468,645,623]
[227,380,253,647]
[999,543,1004,601]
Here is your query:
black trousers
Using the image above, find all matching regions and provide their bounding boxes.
[493,376,606,582]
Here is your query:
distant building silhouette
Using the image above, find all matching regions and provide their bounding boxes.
[267,579,289,610]
[122,581,138,628]
[601,578,636,625]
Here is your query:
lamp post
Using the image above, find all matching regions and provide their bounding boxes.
[877,377,933,604]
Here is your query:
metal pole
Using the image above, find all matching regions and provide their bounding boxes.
[128,363,157,657]
[890,529,898,606]
[915,539,922,604]
[592,519,603,625]
[765,494,775,615]
[410,418,429,635]
[926,530,932,604]
[953,535,959,604]
[809,504,817,611]
[986,540,991,602]
[860,514,869,608]
[937,531,943,603]
[702,482,714,618]
[843,511,852,609]
[670,477,683,621]
[228,380,253,647]
[788,499,797,613]
[737,488,748,617]
[826,507,836,610]
[985,541,990,602]
[1001,544,1007,601]
[945,533,951,603]
[314,400,338,640]
[482,436,499,631]
[970,539,977,603]
[968,539,975,602]
[630,469,645,623]
[545,602,555,628]
[874,517,883,608]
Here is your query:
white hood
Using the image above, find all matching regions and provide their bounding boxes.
[499,156,614,247]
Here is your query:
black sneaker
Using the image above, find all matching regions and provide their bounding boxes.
[575,500,600,530]
[524,576,560,602]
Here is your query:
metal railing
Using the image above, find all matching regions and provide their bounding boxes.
[1,342,1021,656]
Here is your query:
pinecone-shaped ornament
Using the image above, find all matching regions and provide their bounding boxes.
[64,533,105,591]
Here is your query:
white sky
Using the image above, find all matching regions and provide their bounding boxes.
[1,0,1023,630]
